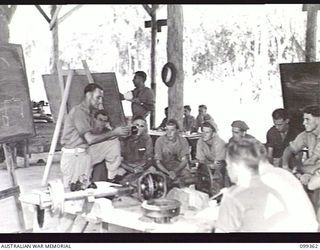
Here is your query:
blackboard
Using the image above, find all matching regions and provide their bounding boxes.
[0,44,35,143]
[43,72,126,128]
[279,62,320,131]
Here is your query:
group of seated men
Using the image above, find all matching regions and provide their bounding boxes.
[59,71,320,231]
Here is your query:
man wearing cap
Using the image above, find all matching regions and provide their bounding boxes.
[120,71,155,119]
[154,119,190,185]
[266,108,301,167]
[60,83,130,191]
[194,104,217,132]
[196,121,227,191]
[229,120,255,143]
[282,105,320,223]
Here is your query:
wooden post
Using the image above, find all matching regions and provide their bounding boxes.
[150,6,157,129]
[50,5,59,74]
[167,5,184,129]
[41,70,74,186]
[3,144,26,231]
[304,4,319,62]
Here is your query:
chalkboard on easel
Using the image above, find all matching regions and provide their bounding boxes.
[0,43,35,143]
[42,72,126,128]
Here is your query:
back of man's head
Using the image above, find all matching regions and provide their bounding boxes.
[227,137,266,171]
[272,108,288,120]
[302,105,320,117]
[94,109,108,119]
[134,71,147,82]
[84,83,103,96]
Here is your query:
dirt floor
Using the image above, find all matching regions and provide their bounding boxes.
[0,152,136,233]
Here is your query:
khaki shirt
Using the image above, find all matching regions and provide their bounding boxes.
[290,131,320,159]
[154,134,189,171]
[60,101,94,149]
[196,134,226,164]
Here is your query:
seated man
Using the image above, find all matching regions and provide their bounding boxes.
[194,104,218,132]
[60,83,130,191]
[215,138,318,232]
[156,107,168,131]
[196,121,227,192]
[266,108,300,167]
[120,116,153,173]
[228,120,254,143]
[154,119,190,186]
[282,105,320,223]
[183,105,196,132]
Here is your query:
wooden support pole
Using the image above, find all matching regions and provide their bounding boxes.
[82,60,94,84]
[150,5,157,129]
[3,143,26,231]
[35,5,51,23]
[49,5,62,30]
[304,4,319,62]
[50,5,59,75]
[167,5,184,129]
[41,70,74,186]
[58,5,83,25]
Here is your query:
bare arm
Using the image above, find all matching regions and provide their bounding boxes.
[155,159,171,176]
[267,147,273,164]
[173,156,188,174]
[84,126,130,146]
[282,145,294,171]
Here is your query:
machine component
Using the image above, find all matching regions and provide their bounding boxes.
[194,163,223,197]
[137,170,167,200]
[141,198,181,223]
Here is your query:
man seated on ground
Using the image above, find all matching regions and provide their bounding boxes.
[228,120,254,143]
[194,104,217,132]
[266,108,300,167]
[60,83,130,191]
[120,71,155,119]
[120,116,153,174]
[156,107,168,131]
[215,137,318,232]
[196,121,227,192]
[183,105,196,132]
[282,105,320,223]
[154,119,190,186]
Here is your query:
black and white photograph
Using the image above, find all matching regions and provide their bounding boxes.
[0,3,319,244]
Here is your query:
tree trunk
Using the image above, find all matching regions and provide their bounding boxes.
[0,6,10,44]
[305,5,318,62]
[50,5,59,74]
[167,5,184,130]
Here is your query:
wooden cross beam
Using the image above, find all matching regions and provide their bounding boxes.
[144,19,167,32]
[35,5,51,23]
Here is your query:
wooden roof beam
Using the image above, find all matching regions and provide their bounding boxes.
[58,5,83,25]
[35,5,51,23]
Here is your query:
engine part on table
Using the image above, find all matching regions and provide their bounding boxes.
[37,180,135,215]
[195,163,223,197]
[32,169,167,214]
[141,198,181,223]
[136,169,167,201]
